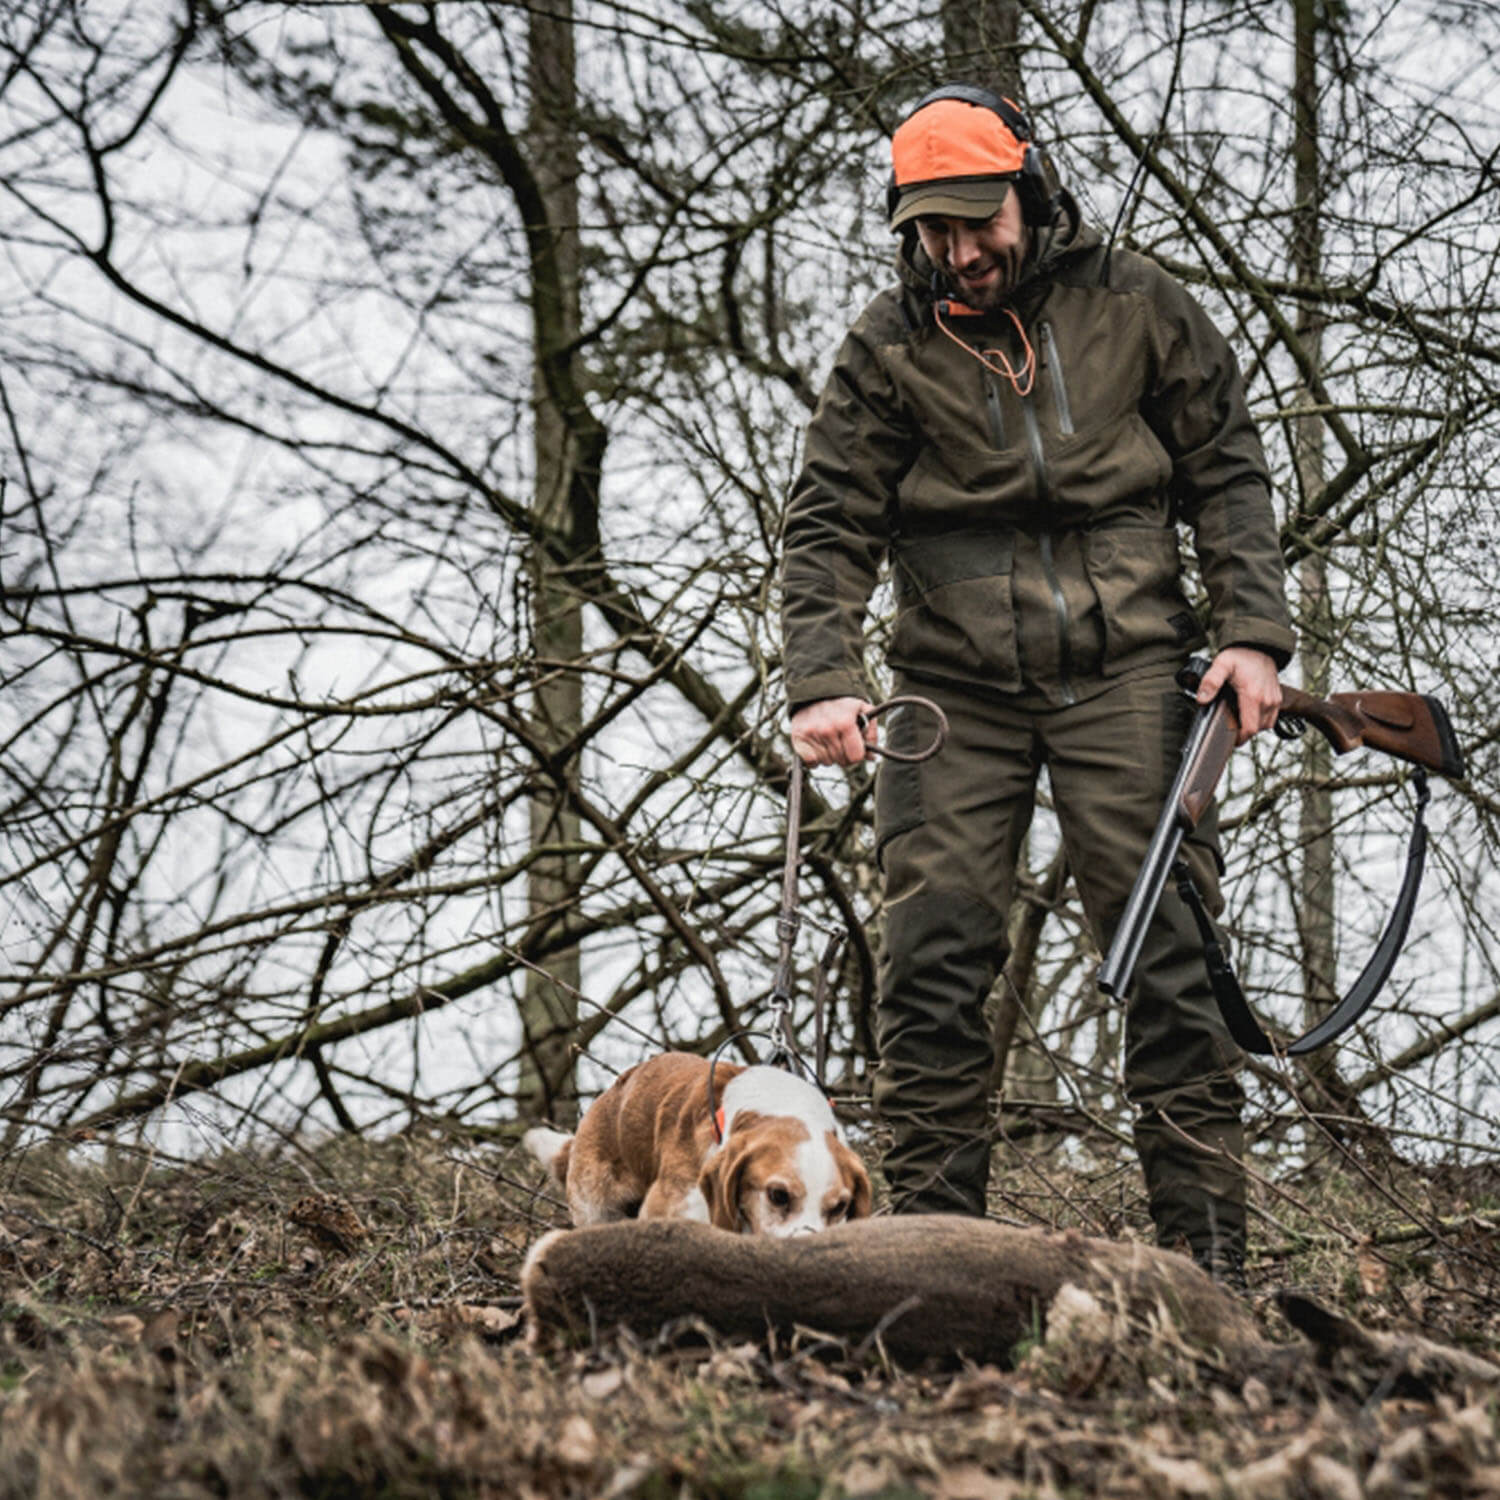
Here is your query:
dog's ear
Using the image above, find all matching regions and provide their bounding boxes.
[838,1140,873,1220]
[699,1143,749,1232]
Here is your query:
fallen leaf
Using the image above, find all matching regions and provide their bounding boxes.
[101,1315,144,1344]
[935,1461,1021,1499]
[1453,1400,1495,1448]
[799,1363,852,1394]
[603,1457,656,1498]
[460,1303,522,1338]
[938,1366,1013,1412]
[839,1457,900,1497]
[1374,1425,1428,1471]
[1364,1456,1404,1500]
[434,1303,522,1341]
[580,1366,624,1400]
[1241,1375,1271,1413]
[1225,1431,1320,1500]
[1358,1249,1389,1298]
[704,1342,759,1382]
[554,1413,597,1469]
[1306,1454,1362,1500]
[1133,1449,1216,1497]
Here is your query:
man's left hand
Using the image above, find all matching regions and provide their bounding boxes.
[1195,647,1282,746]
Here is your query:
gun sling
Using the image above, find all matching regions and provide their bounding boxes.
[1174,771,1432,1056]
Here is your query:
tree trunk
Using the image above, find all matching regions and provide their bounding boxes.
[940,0,1021,97]
[1292,0,1337,1046]
[519,0,595,1126]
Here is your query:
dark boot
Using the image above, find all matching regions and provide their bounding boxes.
[1192,1237,1248,1294]
[1136,1108,1248,1290]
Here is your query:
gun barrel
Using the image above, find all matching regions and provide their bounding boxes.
[1097,808,1187,998]
[1097,680,1223,999]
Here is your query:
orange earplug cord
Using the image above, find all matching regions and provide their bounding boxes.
[934,301,1036,398]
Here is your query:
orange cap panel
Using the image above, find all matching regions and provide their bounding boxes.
[891,98,1028,186]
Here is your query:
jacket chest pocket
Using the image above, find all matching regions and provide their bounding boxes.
[889,529,1021,693]
[1038,321,1074,435]
[1083,526,1204,675]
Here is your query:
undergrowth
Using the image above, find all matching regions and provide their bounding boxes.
[3,1130,1499,1498]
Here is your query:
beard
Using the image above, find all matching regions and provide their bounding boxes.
[946,241,1028,309]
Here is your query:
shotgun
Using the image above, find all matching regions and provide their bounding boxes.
[1097,655,1465,1054]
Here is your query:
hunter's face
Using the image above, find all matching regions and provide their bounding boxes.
[915,192,1028,309]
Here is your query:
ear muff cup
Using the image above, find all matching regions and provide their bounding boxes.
[887,84,1061,230]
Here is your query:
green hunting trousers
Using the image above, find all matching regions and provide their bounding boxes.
[872,668,1245,1270]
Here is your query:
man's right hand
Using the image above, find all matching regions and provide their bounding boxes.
[790,697,877,766]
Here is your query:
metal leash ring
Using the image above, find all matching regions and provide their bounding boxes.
[855,694,949,762]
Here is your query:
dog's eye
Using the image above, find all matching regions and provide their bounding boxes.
[767,1185,792,1211]
[827,1197,849,1220]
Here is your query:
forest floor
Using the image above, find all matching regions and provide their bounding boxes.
[4,1124,1500,1498]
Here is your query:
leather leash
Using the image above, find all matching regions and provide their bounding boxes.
[707,696,949,1139]
[766,695,949,1083]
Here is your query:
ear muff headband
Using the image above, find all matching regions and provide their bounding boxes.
[911,83,1034,142]
[887,83,1060,230]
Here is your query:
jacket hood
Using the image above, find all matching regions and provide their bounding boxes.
[894,187,1096,306]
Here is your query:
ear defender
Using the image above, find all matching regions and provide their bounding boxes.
[887,83,1060,230]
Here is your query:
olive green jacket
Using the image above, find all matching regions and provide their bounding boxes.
[781,203,1295,710]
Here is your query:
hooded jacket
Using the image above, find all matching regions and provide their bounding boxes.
[781,198,1295,710]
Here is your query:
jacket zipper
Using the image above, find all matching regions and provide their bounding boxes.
[984,373,1007,446]
[1040,320,1074,435]
[1020,389,1078,706]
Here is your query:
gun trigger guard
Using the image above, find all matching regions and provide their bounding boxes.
[1174,654,1214,697]
[1274,713,1307,741]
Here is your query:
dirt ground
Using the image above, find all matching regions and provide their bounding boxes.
[4,1129,1500,1498]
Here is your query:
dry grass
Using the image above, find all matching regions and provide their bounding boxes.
[4,1131,1500,1498]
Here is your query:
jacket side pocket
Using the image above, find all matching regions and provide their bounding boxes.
[1084,525,1205,676]
[889,529,1022,692]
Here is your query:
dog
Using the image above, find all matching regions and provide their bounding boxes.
[523,1051,871,1237]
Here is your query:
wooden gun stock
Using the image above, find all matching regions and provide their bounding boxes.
[1279,687,1466,780]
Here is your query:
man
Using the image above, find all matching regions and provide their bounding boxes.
[780,86,1294,1282]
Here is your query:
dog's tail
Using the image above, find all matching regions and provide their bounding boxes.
[522,1126,573,1187]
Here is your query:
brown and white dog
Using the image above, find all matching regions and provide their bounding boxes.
[523,1052,871,1237]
